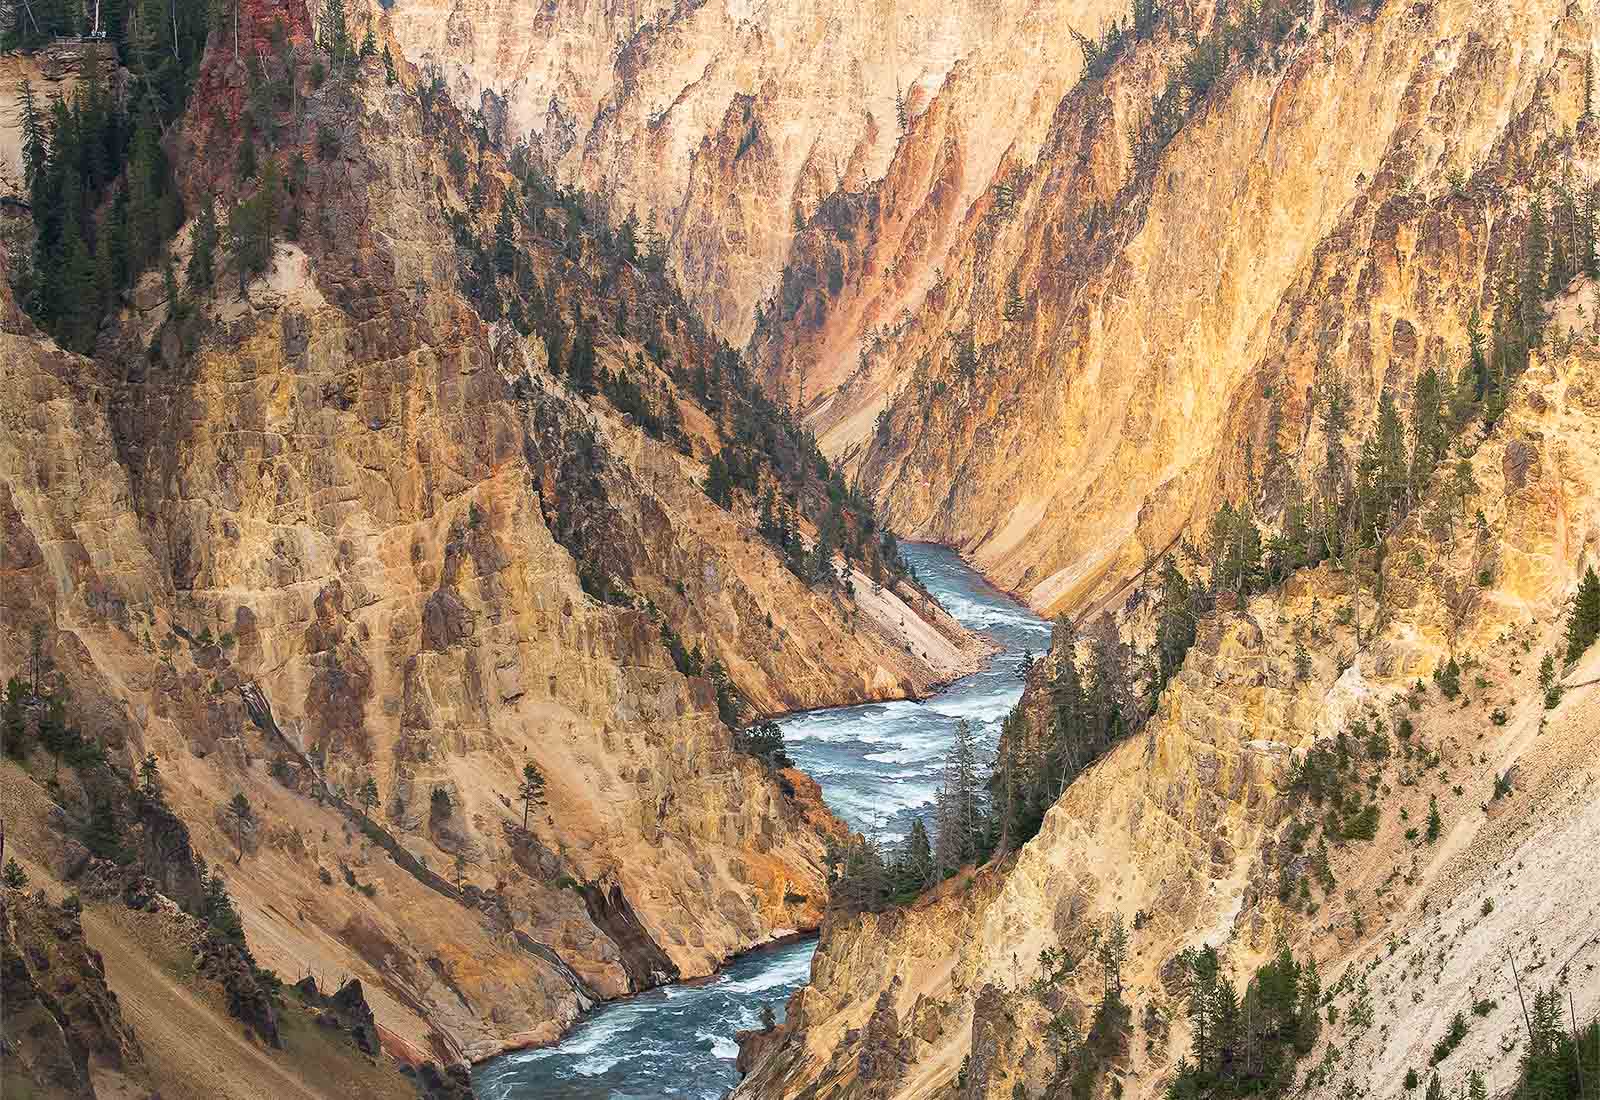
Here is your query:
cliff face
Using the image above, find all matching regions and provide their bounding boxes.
[376,0,1125,344]
[0,0,982,1067]
[735,341,1600,1099]
[385,0,1591,628]
[755,0,1593,619]
[2,885,154,1100]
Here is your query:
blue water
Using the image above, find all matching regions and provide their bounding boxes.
[474,543,1049,1099]
[782,543,1052,842]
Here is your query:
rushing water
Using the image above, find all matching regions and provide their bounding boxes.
[474,543,1050,1099]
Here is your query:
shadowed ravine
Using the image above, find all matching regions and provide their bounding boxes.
[473,544,1049,1099]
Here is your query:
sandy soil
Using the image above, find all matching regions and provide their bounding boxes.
[84,905,415,1100]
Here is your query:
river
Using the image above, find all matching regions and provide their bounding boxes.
[473,543,1050,1099]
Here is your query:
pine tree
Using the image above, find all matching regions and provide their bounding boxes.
[126,106,166,277]
[1187,945,1220,1072]
[225,792,253,864]
[1375,390,1407,523]
[494,201,518,275]
[84,797,128,862]
[1152,555,1196,696]
[242,126,264,178]
[1312,837,1335,891]
[1585,183,1600,279]
[1436,657,1461,699]
[382,44,398,85]
[56,172,98,352]
[1085,614,1132,759]
[1522,196,1548,344]
[139,752,161,795]
[188,200,218,288]
[944,719,984,866]
[226,175,277,295]
[1003,275,1025,322]
[1296,955,1322,1052]
[1548,185,1575,300]
[201,868,247,945]
[931,779,960,882]
[1214,972,1242,1068]
[1567,565,1600,662]
[1097,913,1128,999]
[1133,0,1160,38]
[567,318,597,395]
[932,721,985,879]
[322,0,352,65]
[518,761,547,830]
[18,79,46,194]
[901,816,933,892]
[94,219,117,316]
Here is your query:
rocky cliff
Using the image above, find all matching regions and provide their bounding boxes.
[755,0,1595,621]
[2,883,155,1100]
[381,0,1593,633]
[733,340,1600,1098]
[375,0,1125,345]
[0,0,985,1069]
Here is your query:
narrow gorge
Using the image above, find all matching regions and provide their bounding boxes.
[473,544,1048,1098]
[3,0,1600,1096]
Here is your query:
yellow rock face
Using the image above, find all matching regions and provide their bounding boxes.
[733,347,1600,1099]
[752,0,1590,623]
[377,0,1129,344]
[0,60,982,1062]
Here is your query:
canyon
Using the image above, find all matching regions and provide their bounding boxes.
[4,0,1600,1095]
[0,0,986,1086]
[734,340,1600,1098]
[384,0,1595,624]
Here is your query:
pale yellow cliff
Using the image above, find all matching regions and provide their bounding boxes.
[732,344,1600,1099]
[757,0,1596,623]
[375,0,1126,345]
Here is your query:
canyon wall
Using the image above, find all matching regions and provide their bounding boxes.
[377,0,1595,632]
[377,0,1125,344]
[0,0,983,1065]
[735,338,1600,1099]
[758,0,1597,618]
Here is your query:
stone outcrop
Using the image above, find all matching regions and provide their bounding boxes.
[1,889,155,1100]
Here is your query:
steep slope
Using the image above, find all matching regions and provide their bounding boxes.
[733,342,1600,1099]
[375,0,1126,343]
[1,0,982,1070]
[3,879,158,1100]
[755,0,1594,619]
[2,738,459,1100]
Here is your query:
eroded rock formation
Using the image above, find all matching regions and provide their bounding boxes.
[758,0,1595,620]
[0,0,984,1064]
